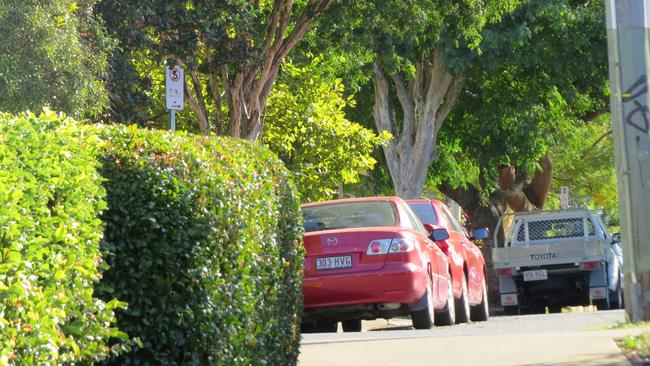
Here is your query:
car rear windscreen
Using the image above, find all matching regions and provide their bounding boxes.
[302,201,398,232]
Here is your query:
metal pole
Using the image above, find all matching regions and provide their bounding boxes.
[171,109,176,131]
[606,0,650,321]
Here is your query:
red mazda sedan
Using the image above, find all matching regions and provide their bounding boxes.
[300,196,454,332]
[406,199,490,323]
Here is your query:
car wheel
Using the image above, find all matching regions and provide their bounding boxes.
[342,319,362,332]
[610,271,624,309]
[503,305,519,316]
[315,319,338,333]
[300,321,317,334]
[455,273,470,324]
[435,275,456,326]
[411,275,435,329]
[470,274,489,322]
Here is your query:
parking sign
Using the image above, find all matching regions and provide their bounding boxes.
[560,186,569,208]
[166,66,184,110]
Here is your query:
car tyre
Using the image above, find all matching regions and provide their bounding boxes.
[411,275,435,329]
[455,273,470,324]
[315,319,338,333]
[342,319,362,332]
[300,321,317,334]
[470,274,489,322]
[435,275,456,326]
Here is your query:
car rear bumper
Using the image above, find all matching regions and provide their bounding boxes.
[302,263,427,309]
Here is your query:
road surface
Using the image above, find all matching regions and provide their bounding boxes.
[299,309,647,366]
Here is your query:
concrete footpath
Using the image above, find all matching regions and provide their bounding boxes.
[299,320,645,366]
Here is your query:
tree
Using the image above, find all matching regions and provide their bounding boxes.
[263,56,391,202]
[431,0,610,240]
[98,0,333,140]
[0,0,112,117]
[320,0,520,198]
[550,115,618,224]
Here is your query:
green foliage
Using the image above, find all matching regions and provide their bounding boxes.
[0,0,113,118]
[96,0,321,130]
[321,0,520,74]
[431,0,609,194]
[95,125,304,365]
[549,115,618,223]
[0,111,128,365]
[263,57,391,202]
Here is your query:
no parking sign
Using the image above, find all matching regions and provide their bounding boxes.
[166,66,184,110]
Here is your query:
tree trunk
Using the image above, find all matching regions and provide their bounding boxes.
[372,50,463,198]
[182,0,333,140]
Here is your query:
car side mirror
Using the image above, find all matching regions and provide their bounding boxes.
[431,228,450,241]
[472,228,489,240]
[612,233,621,244]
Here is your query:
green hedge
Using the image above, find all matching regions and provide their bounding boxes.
[0,111,127,365]
[96,125,304,365]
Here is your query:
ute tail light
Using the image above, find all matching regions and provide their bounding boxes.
[496,268,514,276]
[581,261,601,270]
[366,238,415,256]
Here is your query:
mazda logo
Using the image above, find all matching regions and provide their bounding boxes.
[326,237,338,246]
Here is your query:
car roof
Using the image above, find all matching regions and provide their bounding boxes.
[404,198,442,205]
[301,196,403,208]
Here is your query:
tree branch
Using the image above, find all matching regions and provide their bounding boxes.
[190,69,210,134]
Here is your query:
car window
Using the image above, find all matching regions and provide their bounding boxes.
[407,203,438,225]
[401,202,429,236]
[302,201,398,232]
[440,204,467,236]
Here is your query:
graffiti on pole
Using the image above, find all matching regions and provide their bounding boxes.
[623,74,650,133]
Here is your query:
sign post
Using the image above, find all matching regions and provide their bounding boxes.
[560,186,569,209]
[165,66,184,131]
[606,0,650,321]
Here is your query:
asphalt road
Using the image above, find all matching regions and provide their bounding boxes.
[299,309,647,366]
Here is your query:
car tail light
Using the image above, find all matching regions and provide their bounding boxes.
[496,268,513,276]
[436,240,449,253]
[388,238,415,253]
[366,239,392,256]
[581,261,601,270]
[366,238,415,256]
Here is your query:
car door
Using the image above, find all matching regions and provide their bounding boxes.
[439,204,484,304]
[400,202,449,306]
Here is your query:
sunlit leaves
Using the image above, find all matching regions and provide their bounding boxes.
[0,111,128,364]
[0,0,113,117]
[263,57,391,202]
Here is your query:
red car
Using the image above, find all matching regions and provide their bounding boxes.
[301,196,454,332]
[406,199,490,323]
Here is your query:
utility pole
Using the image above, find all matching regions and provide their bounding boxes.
[606,0,650,321]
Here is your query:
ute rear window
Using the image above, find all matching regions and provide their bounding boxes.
[302,201,398,232]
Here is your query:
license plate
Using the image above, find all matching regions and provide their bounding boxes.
[316,255,352,271]
[523,269,548,282]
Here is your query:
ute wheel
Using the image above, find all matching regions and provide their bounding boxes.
[435,276,456,326]
[411,275,435,329]
[455,273,470,324]
[342,319,362,332]
[315,319,338,333]
[594,298,610,311]
[503,306,519,316]
[470,275,489,322]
